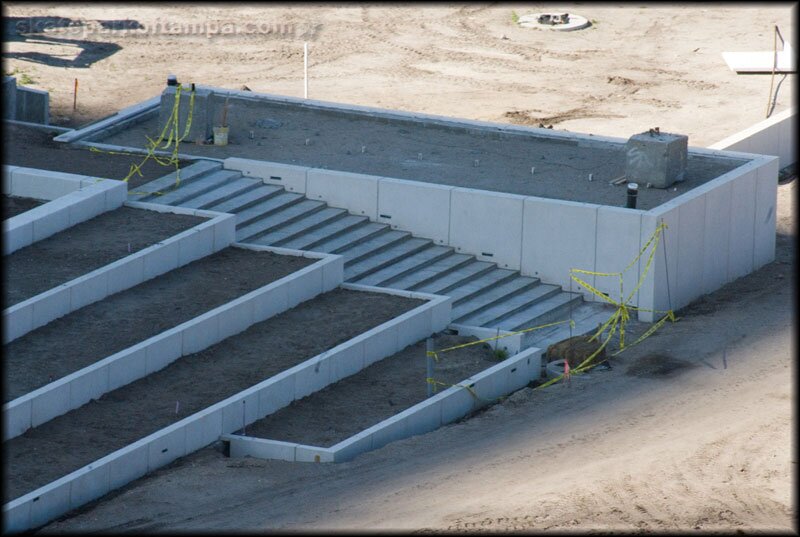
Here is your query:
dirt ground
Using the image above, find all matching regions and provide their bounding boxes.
[3,3,797,533]
[3,288,421,502]
[2,123,191,188]
[3,206,205,308]
[3,247,312,401]
[241,333,499,447]
[2,194,46,220]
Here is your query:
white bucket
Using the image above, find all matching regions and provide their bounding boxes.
[213,126,229,146]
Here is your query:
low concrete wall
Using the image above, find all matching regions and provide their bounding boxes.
[2,246,344,442]
[3,77,49,124]
[222,344,540,463]
[3,204,236,344]
[2,166,128,255]
[2,281,448,533]
[53,96,161,144]
[710,108,797,169]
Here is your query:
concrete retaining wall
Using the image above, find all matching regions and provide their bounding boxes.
[2,281,448,533]
[2,166,128,255]
[3,203,236,344]
[53,96,161,144]
[710,108,797,168]
[3,77,49,124]
[222,344,540,463]
[2,246,344,442]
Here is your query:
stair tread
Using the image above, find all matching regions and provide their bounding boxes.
[414,261,495,294]
[252,207,347,246]
[310,222,389,254]
[455,282,558,326]
[337,229,408,262]
[490,292,583,332]
[128,160,222,199]
[279,214,369,251]
[237,199,325,241]
[179,177,261,209]
[451,276,539,320]
[387,253,474,290]
[154,169,242,205]
[447,268,518,303]
[234,192,305,226]
[206,184,284,214]
[350,244,451,286]
[344,237,431,281]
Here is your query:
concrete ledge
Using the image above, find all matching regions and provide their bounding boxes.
[52,96,161,144]
[224,344,541,464]
[2,207,236,344]
[3,166,127,255]
[448,323,522,356]
[710,108,796,168]
[2,247,343,441]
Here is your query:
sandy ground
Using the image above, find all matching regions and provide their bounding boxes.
[2,3,796,533]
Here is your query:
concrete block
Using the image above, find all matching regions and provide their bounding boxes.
[3,301,33,344]
[177,224,215,267]
[594,207,643,306]
[728,169,757,281]
[142,239,180,280]
[286,265,323,307]
[213,215,237,251]
[108,344,147,392]
[362,323,399,367]
[145,327,183,375]
[106,255,145,296]
[306,169,379,219]
[3,398,32,441]
[430,297,453,331]
[11,168,75,200]
[625,131,688,188]
[185,408,224,453]
[331,430,373,463]
[258,372,295,417]
[702,182,732,294]
[222,398,247,433]
[252,282,289,323]
[230,437,297,461]
[217,297,255,342]
[66,191,105,226]
[468,365,506,402]
[3,76,17,121]
[31,285,71,330]
[16,86,49,124]
[2,498,31,534]
[69,463,110,510]
[3,218,33,254]
[1,166,14,194]
[754,158,779,269]
[377,178,453,245]
[108,440,149,491]
[103,182,128,210]
[69,271,108,312]
[440,384,478,424]
[295,445,335,463]
[294,357,332,400]
[395,307,432,350]
[68,364,109,409]
[322,255,345,292]
[148,423,187,471]
[675,194,706,307]
[449,188,525,270]
[778,114,796,168]
[181,310,220,355]
[31,380,70,428]
[637,207,679,322]
[404,399,442,437]
[28,477,71,529]
[31,202,70,242]
[328,341,365,383]
[521,198,598,293]
[369,413,408,451]
[224,158,310,193]
[240,389,261,425]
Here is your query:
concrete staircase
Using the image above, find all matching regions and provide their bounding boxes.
[132,161,613,350]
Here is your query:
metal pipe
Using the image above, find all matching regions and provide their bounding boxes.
[426,338,434,397]
[626,182,639,209]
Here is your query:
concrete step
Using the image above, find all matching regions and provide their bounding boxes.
[491,291,585,333]
[237,199,327,242]
[279,214,369,251]
[310,222,390,254]
[128,160,222,200]
[205,184,284,214]
[153,170,243,206]
[522,303,613,352]
[351,244,454,287]
[252,207,349,246]
[344,237,433,282]
[387,253,475,291]
[234,191,305,227]
[447,268,519,305]
[451,276,540,321]
[455,282,560,327]
[337,229,410,265]
[179,177,262,210]
[413,260,496,295]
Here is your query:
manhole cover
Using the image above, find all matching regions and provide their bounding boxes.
[518,12,591,31]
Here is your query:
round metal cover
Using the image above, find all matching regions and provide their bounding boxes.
[518,13,591,31]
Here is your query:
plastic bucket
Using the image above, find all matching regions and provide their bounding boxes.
[213,126,229,146]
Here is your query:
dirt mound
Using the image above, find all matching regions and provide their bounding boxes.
[546,334,606,369]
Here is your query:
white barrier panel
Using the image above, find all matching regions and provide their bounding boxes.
[710,108,796,168]
[594,206,644,306]
[754,158,779,270]
[2,247,344,441]
[223,157,310,193]
[306,168,380,220]
[2,286,447,533]
[449,188,525,270]
[377,178,453,245]
[3,207,236,344]
[448,323,522,356]
[521,198,598,295]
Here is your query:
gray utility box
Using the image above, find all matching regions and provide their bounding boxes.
[624,130,688,189]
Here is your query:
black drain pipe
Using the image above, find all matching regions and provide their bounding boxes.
[626,182,639,209]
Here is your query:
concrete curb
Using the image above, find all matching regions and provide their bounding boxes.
[2,246,344,442]
[222,344,541,463]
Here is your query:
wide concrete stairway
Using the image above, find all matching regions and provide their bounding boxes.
[133,161,612,349]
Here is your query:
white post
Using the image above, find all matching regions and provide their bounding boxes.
[304,42,308,99]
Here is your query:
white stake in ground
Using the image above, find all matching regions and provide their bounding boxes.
[304,42,308,99]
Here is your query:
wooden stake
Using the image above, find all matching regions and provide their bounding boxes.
[73,78,78,111]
